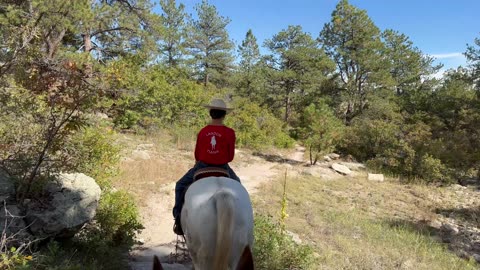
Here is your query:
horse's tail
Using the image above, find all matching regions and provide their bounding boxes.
[213,190,235,270]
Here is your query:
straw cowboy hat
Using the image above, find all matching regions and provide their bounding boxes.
[203,99,233,112]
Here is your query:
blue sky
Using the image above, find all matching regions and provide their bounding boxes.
[154,0,480,73]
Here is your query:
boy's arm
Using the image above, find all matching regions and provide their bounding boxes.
[228,130,236,163]
[194,132,201,161]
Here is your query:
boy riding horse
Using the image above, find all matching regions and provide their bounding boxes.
[172,99,241,235]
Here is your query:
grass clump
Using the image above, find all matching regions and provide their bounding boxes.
[254,214,317,270]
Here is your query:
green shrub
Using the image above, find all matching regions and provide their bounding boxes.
[0,247,33,269]
[93,190,144,246]
[68,126,120,188]
[273,131,296,149]
[417,154,453,184]
[298,102,344,165]
[253,215,316,270]
[226,98,294,149]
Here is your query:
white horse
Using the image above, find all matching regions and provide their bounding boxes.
[153,176,255,270]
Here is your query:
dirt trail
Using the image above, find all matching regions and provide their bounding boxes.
[128,146,305,270]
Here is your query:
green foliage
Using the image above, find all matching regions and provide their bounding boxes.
[298,102,344,165]
[465,36,480,90]
[319,0,387,124]
[417,154,452,184]
[158,0,189,66]
[264,25,334,123]
[93,190,144,246]
[68,126,121,188]
[225,98,294,149]
[24,237,130,270]
[0,247,32,269]
[111,65,211,130]
[253,215,316,270]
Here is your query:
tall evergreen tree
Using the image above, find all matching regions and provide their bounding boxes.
[465,35,480,91]
[265,25,334,123]
[187,0,234,87]
[158,0,188,67]
[319,0,387,124]
[236,29,263,100]
[381,29,441,113]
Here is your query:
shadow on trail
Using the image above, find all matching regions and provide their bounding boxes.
[252,152,304,166]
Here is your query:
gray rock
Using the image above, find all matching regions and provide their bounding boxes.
[286,230,302,244]
[473,254,480,263]
[328,153,340,160]
[441,223,459,235]
[25,173,101,238]
[368,173,384,182]
[132,150,151,160]
[95,112,109,119]
[323,155,332,162]
[331,163,352,175]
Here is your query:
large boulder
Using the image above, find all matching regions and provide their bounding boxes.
[25,173,101,238]
[331,163,352,175]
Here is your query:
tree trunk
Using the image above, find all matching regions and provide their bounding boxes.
[83,32,93,77]
[284,92,290,123]
[309,145,315,165]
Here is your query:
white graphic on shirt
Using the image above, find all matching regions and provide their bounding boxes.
[210,136,217,150]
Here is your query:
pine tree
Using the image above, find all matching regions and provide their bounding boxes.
[236,29,263,100]
[319,0,387,124]
[187,0,234,87]
[158,0,188,67]
[265,25,334,123]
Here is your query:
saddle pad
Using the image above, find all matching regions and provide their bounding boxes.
[193,167,230,181]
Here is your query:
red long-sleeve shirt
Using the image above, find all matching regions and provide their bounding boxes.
[194,125,235,165]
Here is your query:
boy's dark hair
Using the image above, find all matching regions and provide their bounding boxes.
[210,109,227,119]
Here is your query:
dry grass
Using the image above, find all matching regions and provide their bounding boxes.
[253,175,479,270]
[111,131,195,205]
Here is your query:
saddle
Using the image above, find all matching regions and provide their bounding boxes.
[193,167,230,182]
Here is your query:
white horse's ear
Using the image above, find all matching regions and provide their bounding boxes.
[152,255,164,270]
[236,246,254,270]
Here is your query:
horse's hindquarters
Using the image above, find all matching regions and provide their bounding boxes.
[181,177,254,270]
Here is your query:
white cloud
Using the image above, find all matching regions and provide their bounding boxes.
[431,52,463,59]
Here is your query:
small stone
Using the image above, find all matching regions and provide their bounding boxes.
[473,254,480,263]
[328,153,340,160]
[324,155,332,162]
[286,230,302,244]
[137,238,145,245]
[132,150,151,160]
[368,173,384,182]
